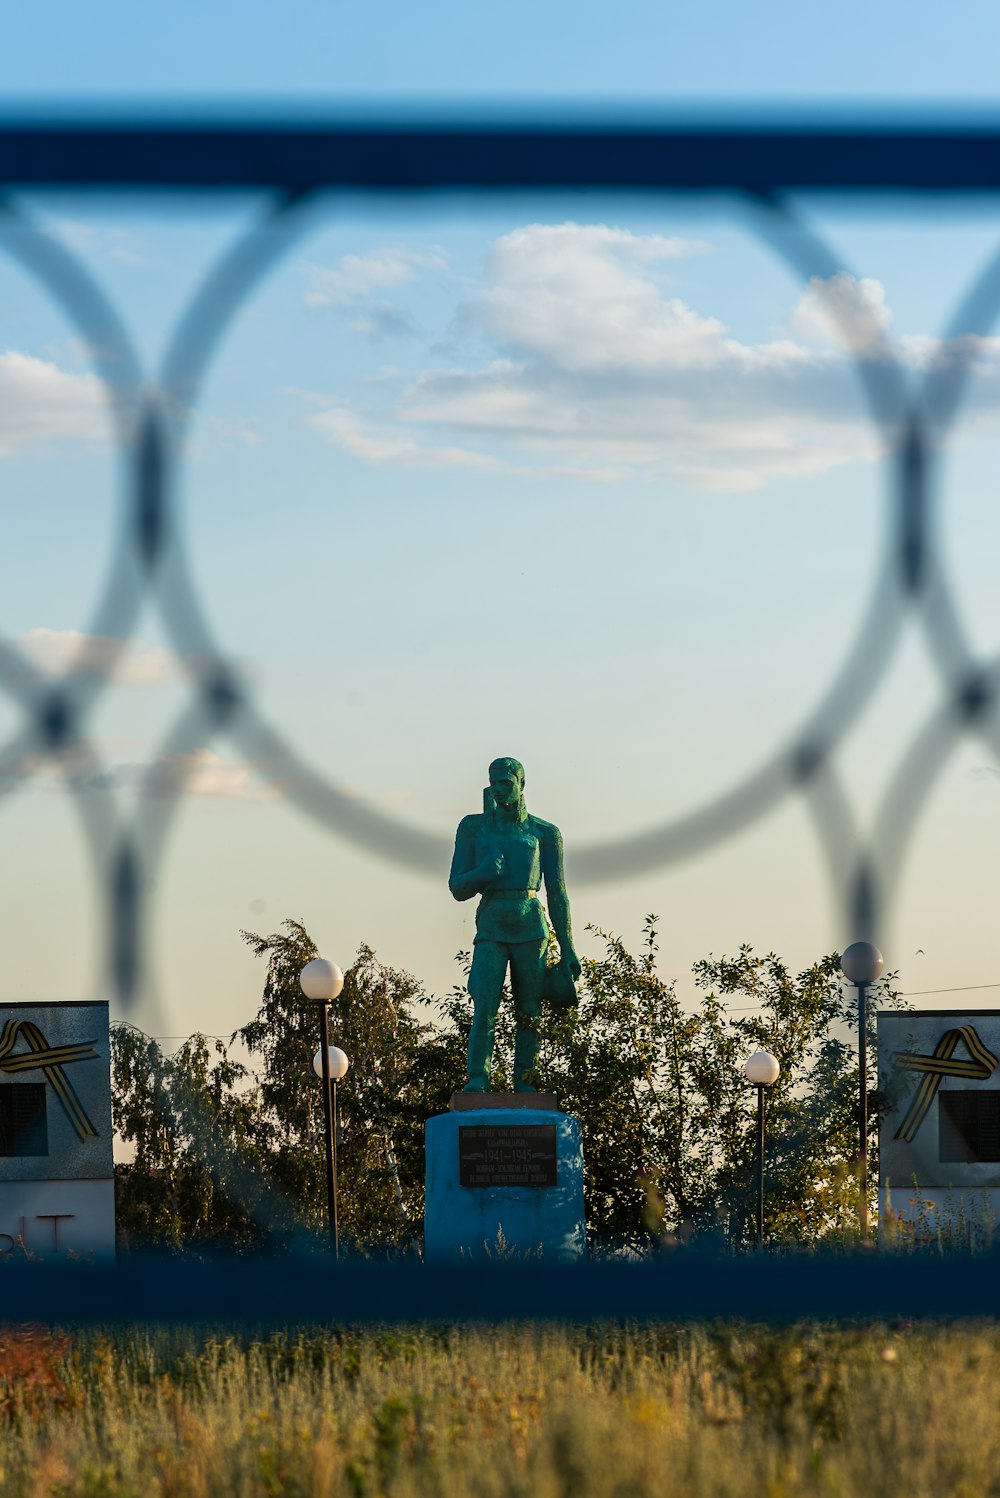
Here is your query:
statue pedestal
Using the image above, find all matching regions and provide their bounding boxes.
[424,1101,585,1263]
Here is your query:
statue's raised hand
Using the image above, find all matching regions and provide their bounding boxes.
[480,851,505,885]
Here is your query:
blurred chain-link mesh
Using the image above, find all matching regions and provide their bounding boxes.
[3,121,1000,1284]
[0,117,994,1016]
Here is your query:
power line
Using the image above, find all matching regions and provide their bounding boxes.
[899,982,1000,997]
[723,980,1000,1010]
[113,1022,236,1042]
[130,982,1000,1041]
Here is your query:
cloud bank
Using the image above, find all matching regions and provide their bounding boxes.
[0,351,107,455]
[304,246,448,307]
[309,223,1000,492]
[17,629,176,686]
[68,746,278,801]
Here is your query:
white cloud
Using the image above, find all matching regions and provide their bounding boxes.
[51,220,153,268]
[305,224,1000,491]
[477,223,715,373]
[65,747,279,801]
[349,306,419,341]
[18,629,177,686]
[207,416,264,448]
[6,734,277,802]
[310,405,503,471]
[304,246,448,308]
[0,345,254,457]
[0,351,107,455]
[790,273,893,355]
[146,748,277,801]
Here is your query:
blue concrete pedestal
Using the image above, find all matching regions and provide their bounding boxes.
[424,1108,585,1262]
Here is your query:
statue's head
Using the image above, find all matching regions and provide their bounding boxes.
[489,757,525,814]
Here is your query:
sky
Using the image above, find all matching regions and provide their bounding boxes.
[2,2,1000,1056]
[0,0,999,107]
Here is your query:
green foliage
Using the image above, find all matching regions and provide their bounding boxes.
[688,942,904,1244]
[439,917,905,1250]
[113,921,441,1255]
[111,1025,274,1252]
[235,921,438,1253]
[113,914,906,1255]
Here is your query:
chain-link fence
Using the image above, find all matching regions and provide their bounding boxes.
[5,116,1000,1305]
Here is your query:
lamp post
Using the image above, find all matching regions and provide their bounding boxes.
[300,957,345,1255]
[312,1042,349,1258]
[840,940,884,1239]
[745,1051,780,1247]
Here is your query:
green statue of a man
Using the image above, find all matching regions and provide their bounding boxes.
[449,757,581,1092]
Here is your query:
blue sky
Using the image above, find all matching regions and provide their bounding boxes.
[1,3,1000,1049]
[2,0,1000,106]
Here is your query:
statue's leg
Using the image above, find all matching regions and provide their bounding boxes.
[510,938,549,1092]
[465,941,508,1091]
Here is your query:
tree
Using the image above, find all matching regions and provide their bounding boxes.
[684,942,902,1243]
[111,1026,274,1252]
[112,921,452,1255]
[435,918,905,1250]
[113,915,906,1256]
[236,920,443,1252]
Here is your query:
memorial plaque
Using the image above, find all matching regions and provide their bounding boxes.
[459,1124,557,1188]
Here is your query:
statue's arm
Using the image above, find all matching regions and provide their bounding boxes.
[449,816,503,902]
[541,824,581,980]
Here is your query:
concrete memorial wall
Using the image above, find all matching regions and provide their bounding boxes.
[878,1009,1000,1239]
[0,1001,115,1260]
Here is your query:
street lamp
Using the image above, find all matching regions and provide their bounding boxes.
[745,1051,780,1247]
[840,940,884,1239]
[300,958,345,1256]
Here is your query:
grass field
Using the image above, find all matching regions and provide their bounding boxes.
[0,1317,996,1496]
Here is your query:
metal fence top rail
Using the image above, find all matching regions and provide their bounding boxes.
[879,1009,1000,1019]
[5,1256,1000,1325]
[6,116,1000,190]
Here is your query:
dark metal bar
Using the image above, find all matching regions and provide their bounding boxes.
[757,1084,765,1247]
[3,118,1000,191]
[10,1257,1000,1325]
[858,981,869,1238]
[332,1078,340,1260]
[318,1005,337,1254]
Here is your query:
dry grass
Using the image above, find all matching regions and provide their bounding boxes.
[0,1317,996,1496]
